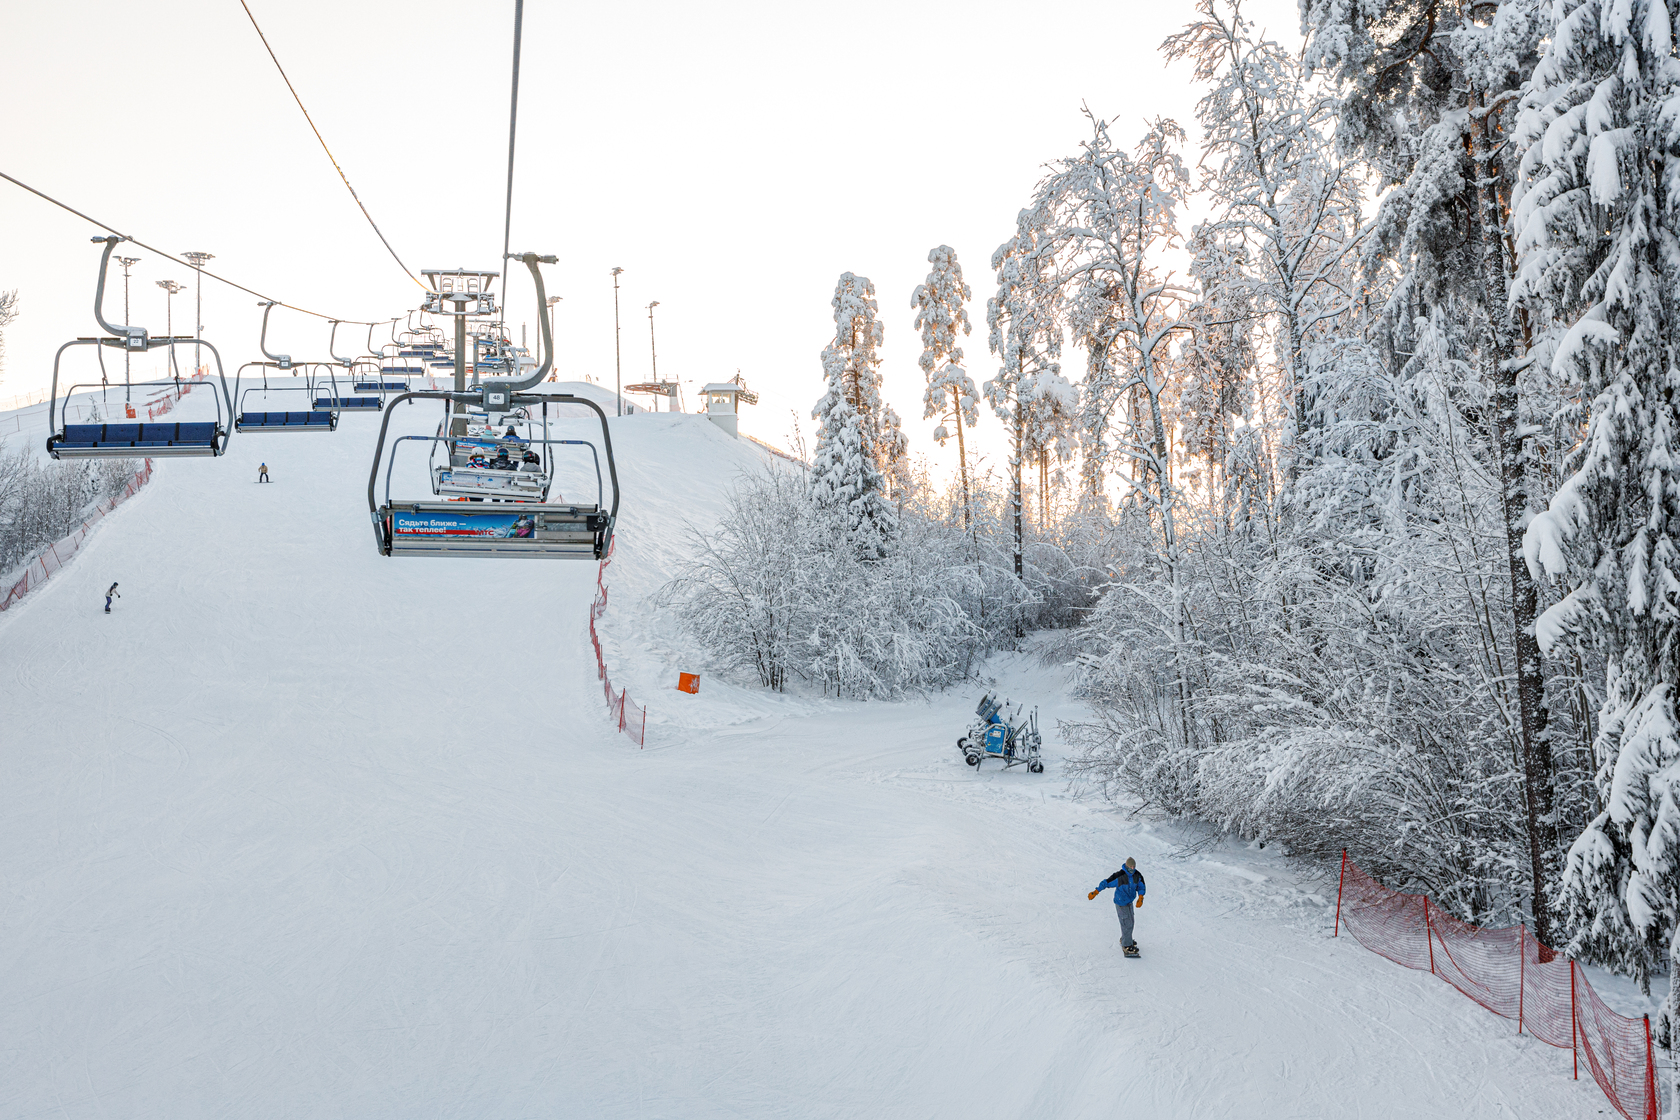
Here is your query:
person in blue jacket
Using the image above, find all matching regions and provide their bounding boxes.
[1090,857,1145,955]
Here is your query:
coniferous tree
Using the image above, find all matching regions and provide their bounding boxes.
[811,272,897,552]
[1513,0,1680,1042]
[911,246,979,528]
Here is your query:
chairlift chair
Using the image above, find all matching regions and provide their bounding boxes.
[366,251,619,558]
[46,236,233,459]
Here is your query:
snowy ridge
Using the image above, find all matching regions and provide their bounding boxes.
[0,396,1654,1118]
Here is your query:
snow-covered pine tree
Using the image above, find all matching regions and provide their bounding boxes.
[1302,0,1562,946]
[1513,0,1680,1035]
[911,245,979,528]
[811,272,897,552]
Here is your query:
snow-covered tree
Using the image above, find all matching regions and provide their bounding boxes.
[1027,113,1198,731]
[811,272,896,551]
[0,289,17,387]
[911,245,979,527]
[1302,0,1563,947]
[1513,0,1680,1042]
[1163,0,1363,464]
[988,216,1063,586]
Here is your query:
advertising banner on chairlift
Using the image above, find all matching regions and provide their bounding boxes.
[390,510,537,539]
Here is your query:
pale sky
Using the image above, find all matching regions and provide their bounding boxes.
[1,0,1300,477]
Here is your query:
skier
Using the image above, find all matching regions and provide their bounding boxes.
[1089,857,1146,957]
[104,582,120,613]
[259,462,270,483]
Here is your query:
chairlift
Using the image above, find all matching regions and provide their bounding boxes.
[318,321,382,411]
[233,305,339,432]
[46,236,233,459]
[366,252,619,558]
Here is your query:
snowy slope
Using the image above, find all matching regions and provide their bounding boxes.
[0,397,1640,1119]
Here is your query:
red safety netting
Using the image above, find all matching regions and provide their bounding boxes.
[1336,854,1658,1120]
[590,541,646,747]
[1,459,155,612]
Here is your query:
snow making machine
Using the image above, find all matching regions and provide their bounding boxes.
[958,694,1044,773]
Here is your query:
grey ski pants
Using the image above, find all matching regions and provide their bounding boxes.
[1115,903,1135,948]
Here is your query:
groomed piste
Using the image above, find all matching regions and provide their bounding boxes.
[0,396,1650,1118]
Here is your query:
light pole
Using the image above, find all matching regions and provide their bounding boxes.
[646,300,661,411]
[545,295,561,381]
[156,280,186,382]
[182,251,213,377]
[611,266,624,416]
[115,254,141,403]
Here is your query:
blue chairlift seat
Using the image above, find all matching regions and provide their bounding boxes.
[53,421,222,458]
[382,365,424,375]
[237,410,337,433]
[354,381,410,391]
[315,396,382,411]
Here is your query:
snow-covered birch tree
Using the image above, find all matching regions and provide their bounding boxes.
[1163,0,1363,468]
[912,245,979,528]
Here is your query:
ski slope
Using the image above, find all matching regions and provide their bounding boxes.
[0,391,1647,1119]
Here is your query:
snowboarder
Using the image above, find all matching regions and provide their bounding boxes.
[104,582,120,613]
[258,463,270,483]
[1090,857,1146,957]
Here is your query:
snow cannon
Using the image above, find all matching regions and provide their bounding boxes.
[957,693,1043,773]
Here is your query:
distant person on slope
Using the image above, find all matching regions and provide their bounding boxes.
[1090,857,1145,957]
[104,582,120,614]
[259,462,270,483]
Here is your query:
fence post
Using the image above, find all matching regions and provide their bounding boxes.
[640,705,646,750]
[1571,959,1578,1080]
[1334,849,1347,937]
[1518,923,1525,1036]
[1424,895,1435,974]
[1643,1014,1656,1120]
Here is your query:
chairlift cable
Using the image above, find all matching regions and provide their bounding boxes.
[500,0,525,270]
[0,169,389,326]
[235,0,426,291]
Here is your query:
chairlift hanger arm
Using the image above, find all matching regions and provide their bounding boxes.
[90,236,147,349]
[329,320,355,366]
[257,301,294,369]
[491,251,556,391]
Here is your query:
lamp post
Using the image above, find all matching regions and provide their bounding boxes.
[115,254,141,403]
[545,295,561,381]
[182,251,214,377]
[611,266,624,415]
[156,280,185,382]
[646,300,661,411]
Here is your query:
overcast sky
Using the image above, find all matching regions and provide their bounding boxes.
[1,0,1301,477]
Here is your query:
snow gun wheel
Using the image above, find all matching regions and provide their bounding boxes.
[1028,760,1044,774]
[964,752,981,767]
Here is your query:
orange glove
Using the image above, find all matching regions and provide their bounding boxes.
[1135,897,1144,908]
[1087,890,1098,900]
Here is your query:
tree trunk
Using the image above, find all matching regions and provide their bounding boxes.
[950,384,972,531]
[1469,86,1558,947]
[1013,404,1024,638]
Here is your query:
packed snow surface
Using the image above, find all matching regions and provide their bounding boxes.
[0,391,1637,1117]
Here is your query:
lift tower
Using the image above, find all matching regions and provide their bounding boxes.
[420,269,499,437]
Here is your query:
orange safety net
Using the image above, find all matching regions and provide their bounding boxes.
[1335,854,1658,1120]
